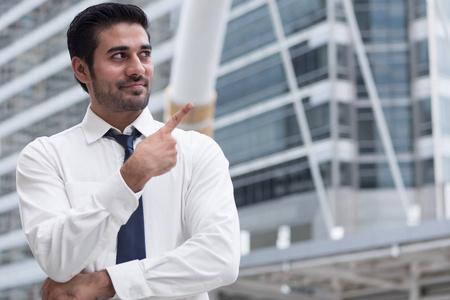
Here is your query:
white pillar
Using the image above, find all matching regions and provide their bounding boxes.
[167,0,231,136]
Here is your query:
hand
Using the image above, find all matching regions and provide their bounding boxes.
[121,102,194,192]
[41,271,115,300]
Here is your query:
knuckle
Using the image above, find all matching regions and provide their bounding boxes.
[172,114,180,124]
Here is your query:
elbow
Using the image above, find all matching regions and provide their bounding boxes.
[36,254,75,283]
[218,250,240,286]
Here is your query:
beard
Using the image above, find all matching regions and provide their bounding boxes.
[91,74,151,112]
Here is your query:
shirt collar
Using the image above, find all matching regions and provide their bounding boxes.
[81,105,156,144]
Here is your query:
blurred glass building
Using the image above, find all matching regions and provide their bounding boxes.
[1,0,450,299]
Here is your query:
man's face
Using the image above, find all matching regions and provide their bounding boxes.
[89,23,154,113]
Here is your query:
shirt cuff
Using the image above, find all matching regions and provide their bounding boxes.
[107,260,149,300]
[98,169,143,225]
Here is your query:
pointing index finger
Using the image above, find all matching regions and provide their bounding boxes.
[161,102,195,133]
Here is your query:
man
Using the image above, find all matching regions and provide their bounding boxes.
[16,3,240,299]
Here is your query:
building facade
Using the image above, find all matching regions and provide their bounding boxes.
[0,0,449,299]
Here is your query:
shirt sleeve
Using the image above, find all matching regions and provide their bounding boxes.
[16,138,141,283]
[106,133,241,299]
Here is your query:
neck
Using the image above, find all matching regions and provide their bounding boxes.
[91,106,142,132]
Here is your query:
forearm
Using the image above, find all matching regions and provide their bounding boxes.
[41,270,115,300]
[107,224,240,299]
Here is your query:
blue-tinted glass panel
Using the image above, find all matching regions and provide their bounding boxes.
[290,42,328,88]
[277,0,326,36]
[354,0,407,44]
[216,54,288,116]
[338,103,352,139]
[232,0,251,8]
[437,38,450,77]
[415,0,426,19]
[357,50,409,99]
[417,98,432,136]
[221,5,276,63]
[359,162,415,188]
[440,97,450,135]
[443,157,450,182]
[0,171,15,197]
[415,39,429,77]
[304,101,330,141]
[233,158,306,207]
[233,158,335,207]
[340,162,353,186]
[0,99,89,158]
[337,44,351,80]
[420,158,434,184]
[357,106,412,154]
[215,104,302,165]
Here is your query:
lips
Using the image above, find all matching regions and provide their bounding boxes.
[121,81,145,88]
[117,76,149,90]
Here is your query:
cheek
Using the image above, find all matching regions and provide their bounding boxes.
[94,64,123,82]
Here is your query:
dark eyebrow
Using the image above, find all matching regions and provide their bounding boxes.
[142,44,152,51]
[106,44,152,54]
[106,46,129,54]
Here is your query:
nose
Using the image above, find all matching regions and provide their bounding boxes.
[126,54,145,77]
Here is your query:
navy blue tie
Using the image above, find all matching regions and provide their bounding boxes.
[104,128,146,263]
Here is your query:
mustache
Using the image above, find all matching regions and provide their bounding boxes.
[116,75,149,88]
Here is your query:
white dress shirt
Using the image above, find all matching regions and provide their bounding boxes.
[16,106,240,300]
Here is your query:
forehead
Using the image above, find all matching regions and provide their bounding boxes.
[96,23,150,51]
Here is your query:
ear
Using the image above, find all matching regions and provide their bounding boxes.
[71,57,91,84]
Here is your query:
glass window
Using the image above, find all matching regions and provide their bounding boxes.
[357,106,412,154]
[305,102,330,141]
[0,99,89,159]
[335,0,346,22]
[340,162,353,186]
[152,59,172,94]
[277,0,327,36]
[0,244,33,265]
[437,38,450,77]
[414,0,426,19]
[420,158,434,184]
[440,97,450,135]
[233,158,308,207]
[415,39,429,77]
[354,0,407,44]
[0,30,67,86]
[417,98,432,136]
[216,54,288,116]
[149,10,179,45]
[0,66,77,122]
[215,104,302,165]
[0,283,42,300]
[337,44,351,80]
[233,158,335,207]
[442,156,450,183]
[232,0,252,8]
[0,172,16,197]
[359,161,414,188]
[221,5,276,63]
[290,42,328,88]
[357,50,410,99]
[338,102,352,139]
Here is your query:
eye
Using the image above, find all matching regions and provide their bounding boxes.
[140,51,151,58]
[112,52,126,59]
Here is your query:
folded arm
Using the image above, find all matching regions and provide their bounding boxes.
[17,138,139,283]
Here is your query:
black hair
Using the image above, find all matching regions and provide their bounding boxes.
[67,3,150,93]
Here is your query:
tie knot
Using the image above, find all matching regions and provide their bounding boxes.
[104,128,141,162]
